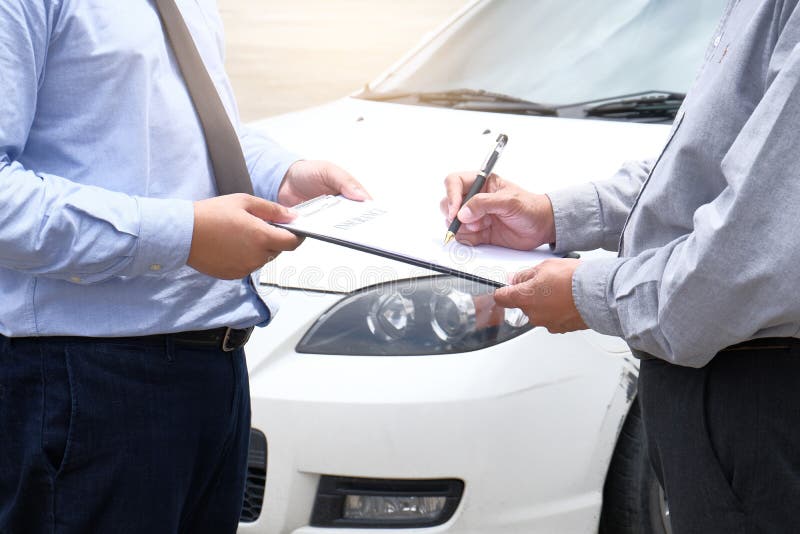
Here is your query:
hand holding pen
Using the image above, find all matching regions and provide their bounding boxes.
[440,136,558,250]
[444,134,509,244]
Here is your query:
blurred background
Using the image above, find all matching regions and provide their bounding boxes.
[218,0,466,121]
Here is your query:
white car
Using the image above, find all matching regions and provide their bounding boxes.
[238,1,726,533]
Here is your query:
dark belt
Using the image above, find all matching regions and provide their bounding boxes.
[3,326,254,353]
[633,337,800,361]
[718,337,800,353]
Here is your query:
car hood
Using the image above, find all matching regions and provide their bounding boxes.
[251,97,670,292]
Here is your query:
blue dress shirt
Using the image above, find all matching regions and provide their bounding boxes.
[0,1,298,337]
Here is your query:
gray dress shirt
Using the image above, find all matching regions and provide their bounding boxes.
[548,0,800,367]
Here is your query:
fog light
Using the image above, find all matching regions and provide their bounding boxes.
[310,476,464,528]
[344,494,446,521]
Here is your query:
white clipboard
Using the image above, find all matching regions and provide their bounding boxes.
[275,195,560,287]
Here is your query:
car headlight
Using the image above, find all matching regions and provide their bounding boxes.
[297,276,532,356]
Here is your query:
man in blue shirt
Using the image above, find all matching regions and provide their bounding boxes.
[0,2,368,532]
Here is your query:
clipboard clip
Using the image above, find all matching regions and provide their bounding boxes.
[292,195,342,216]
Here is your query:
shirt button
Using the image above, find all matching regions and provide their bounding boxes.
[70,276,82,284]
[150,264,162,272]
[713,35,721,47]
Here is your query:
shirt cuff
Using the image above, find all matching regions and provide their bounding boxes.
[123,197,195,276]
[247,142,302,203]
[262,155,301,203]
[572,257,626,337]
[546,183,605,254]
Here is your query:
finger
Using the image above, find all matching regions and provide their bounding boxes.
[462,217,492,233]
[458,192,522,224]
[496,272,543,307]
[511,265,540,285]
[245,196,297,223]
[439,197,450,220]
[484,172,511,194]
[259,223,304,252]
[325,164,372,201]
[493,284,524,309]
[444,172,478,220]
[455,226,492,247]
[455,233,480,246]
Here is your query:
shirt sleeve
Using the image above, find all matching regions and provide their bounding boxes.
[239,125,301,202]
[572,33,800,367]
[0,2,194,284]
[546,159,654,253]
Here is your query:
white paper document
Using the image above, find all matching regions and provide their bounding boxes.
[275,195,559,286]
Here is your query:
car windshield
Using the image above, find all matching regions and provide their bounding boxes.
[362,0,727,117]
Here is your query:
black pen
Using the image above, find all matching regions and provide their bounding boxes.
[444,133,508,244]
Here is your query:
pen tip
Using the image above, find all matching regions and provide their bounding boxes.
[444,232,455,245]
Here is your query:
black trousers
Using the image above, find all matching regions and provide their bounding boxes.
[0,335,251,534]
[639,341,800,534]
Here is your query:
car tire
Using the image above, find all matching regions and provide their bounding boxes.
[599,399,672,534]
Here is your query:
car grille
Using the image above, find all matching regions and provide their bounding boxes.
[240,429,267,523]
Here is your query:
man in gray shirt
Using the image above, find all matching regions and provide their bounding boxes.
[443,0,800,531]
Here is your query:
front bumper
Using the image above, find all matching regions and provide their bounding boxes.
[240,287,636,534]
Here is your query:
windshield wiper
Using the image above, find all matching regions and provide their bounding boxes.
[577,91,685,121]
[357,88,558,116]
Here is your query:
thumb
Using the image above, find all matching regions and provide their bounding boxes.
[340,180,372,201]
[327,165,372,201]
[494,277,536,309]
[458,193,520,223]
[493,284,522,309]
[245,197,297,224]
